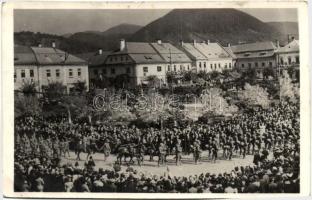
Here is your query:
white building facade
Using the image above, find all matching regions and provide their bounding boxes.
[14,45,89,93]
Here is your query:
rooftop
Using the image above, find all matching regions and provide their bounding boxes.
[14,45,87,66]
[230,41,276,53]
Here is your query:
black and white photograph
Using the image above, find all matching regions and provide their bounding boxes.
[1,1,311,198]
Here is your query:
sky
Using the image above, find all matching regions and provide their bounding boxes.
[14,8,298,35]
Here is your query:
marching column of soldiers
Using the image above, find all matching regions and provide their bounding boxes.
[14,101,299,167]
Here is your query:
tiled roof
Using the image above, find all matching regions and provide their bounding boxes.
[113,42,157,55]
[180,43,207,60]
[110,42,166,64]
[31,47,87,65]
[234,51,275,59]
[77,51,112,67]
[223,47,236,59]
[150,42,192,63]
[194,43,231,59]
[276,40,299,53]
[230,41,276,53]
[14,45,37,65]
[128,53,166,64]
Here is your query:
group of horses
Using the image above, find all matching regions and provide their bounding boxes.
[73,140,201,166]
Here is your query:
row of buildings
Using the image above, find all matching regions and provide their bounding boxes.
[14,38,299,92]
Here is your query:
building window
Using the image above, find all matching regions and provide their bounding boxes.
[21,70,26,78]
[199,62,201,68]
[248,63,252,68]
[56,69,60,78]
[210,64,213,69]
[46,69,51,77]
[280,57,284,65]
[14,71,16,82]
[121,56,123,61]
[204,62,206,68]
[125,56,128,61]
[214,64,217,69]
[218,63,221,68]
[288,57,292,64]
[262,62,265,67]
[241,64,244,68]
[109,57,113,62]
[174,65,176,72]
[269,62,273,67]
[111,68,115,74]
[255,62,258,67]
[103,69,107,74]
[168,65,171,71]
[157,66,162,72]
[224,63,227,69]
[30,69,34,77]
[187,65,190,70]
[94,69,98,76]
[68,69,73,77]
[229,63,232,68]
[179,65,182,71]
[126,67,131,74]
[296,56,299,64]
[77,68,81,77]
[143,67,148,73]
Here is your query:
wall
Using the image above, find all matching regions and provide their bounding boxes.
[38,65,89,93]
[196,58,234,73]
[14,65,39,91]
[135,63,167,85]
[276,52,300,67]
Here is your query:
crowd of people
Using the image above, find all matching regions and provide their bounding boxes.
[14,101,300,193]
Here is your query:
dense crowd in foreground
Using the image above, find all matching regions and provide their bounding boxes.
[14,101,300,193]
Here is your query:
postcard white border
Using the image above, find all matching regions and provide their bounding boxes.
[1,1,310,198]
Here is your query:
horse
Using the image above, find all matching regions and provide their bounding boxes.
[116,144,134,165]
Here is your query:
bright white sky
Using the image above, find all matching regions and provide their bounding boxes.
[14,8,298,35]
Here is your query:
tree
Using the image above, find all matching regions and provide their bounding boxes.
[238,83,270,108]
[20,81,37,96]
[200,88,238,116]
[72,81,87,94]
[15,93,41,118]
[145,75,160,88]
[263,67,276,79]
[279,71,297,102]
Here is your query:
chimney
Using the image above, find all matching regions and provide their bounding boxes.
[52,41,56,48]
[38,43,42,48]
[120,39,126,51]
[275,40,280,48]
[228,43,231,47]
[193,39,196,46]
[98,48,103,55]
[157,39,162,45]
[206,40,210,44]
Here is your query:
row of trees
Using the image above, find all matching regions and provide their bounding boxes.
[15,71,299,126]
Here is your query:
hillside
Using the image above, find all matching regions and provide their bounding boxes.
[14,31,98,54]
[68,23,142,51]
[130,9,282,45]
[267,22,298,44]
